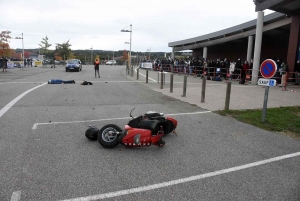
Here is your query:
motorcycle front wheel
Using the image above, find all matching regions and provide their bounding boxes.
[98,124,123,148]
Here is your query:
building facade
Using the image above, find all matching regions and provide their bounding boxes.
[168,0,300,83]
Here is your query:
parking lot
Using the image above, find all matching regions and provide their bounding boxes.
[1,65,300,201]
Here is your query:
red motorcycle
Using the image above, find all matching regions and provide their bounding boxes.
[85,109,178,148]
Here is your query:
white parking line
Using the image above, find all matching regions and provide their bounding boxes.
[11,191,21,201]
[61,151,300,201]
[0,82,45,84]
[136,71,157,82]
[32,111,211,130]
[0,82,47,118]
[32,117,131,130]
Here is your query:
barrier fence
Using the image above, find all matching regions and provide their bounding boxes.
[150,64,300,85]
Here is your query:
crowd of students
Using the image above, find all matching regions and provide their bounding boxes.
[149,57,298,85]
[151,57,253,84]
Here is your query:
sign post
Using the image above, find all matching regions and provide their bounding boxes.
[259,59,277,122]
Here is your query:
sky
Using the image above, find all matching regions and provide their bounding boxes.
[1,0,274,53]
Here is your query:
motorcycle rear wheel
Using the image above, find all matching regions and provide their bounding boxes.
[98,124,123,148]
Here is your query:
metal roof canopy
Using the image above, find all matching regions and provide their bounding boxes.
[254,0,300,15]
[168,12,287,49]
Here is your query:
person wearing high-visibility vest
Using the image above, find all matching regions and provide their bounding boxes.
[94,59,100,78]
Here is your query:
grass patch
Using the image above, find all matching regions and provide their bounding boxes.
[215,106,300,139]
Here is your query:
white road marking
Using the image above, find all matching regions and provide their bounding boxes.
[32,111,210,130]
[0,82,46,84]
[0,82,47,118]
[61,151,300,201]
[166,111,211,116]
[136,71,157,82]
[11,191,21,201]
[32,117,131,130]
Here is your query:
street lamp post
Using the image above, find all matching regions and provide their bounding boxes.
[121,24,132,76]
[90,46,93,63]
[147,47,151,60]
[15,33,25,70]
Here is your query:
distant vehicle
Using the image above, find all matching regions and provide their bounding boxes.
[106,60,116,65]
[65,59,82,72]
[140,62,153,70]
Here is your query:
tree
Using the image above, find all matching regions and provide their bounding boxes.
[24,51,30,58]
[39,36,52,55]
[122,50,128,61]
[55,40,72,60]
[0,30,12,57]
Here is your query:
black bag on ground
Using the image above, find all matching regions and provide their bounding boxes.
[81,81,93,85]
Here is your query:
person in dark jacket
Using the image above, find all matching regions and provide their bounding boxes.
[240,60,250,84]
[2,56,8,72]
[94,59,100,78]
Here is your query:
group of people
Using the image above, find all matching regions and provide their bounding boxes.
[24,58,33,67]
[149,57,299,86]
[151,57,253,84]
[0,57,34,71]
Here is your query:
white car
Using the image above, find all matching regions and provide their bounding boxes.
[106,60,116,65]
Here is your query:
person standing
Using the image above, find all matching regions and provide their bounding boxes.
[27,58,31,67]
[52,57,56,68]
[279,61,289,87]
[240,60,250,84]
[295,59,300,85]
[94,59,100,78]
[2,56,8,72]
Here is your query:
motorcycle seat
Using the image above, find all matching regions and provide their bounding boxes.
[141,120,160,135]
[144,112,163,118]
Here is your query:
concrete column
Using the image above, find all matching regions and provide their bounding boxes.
[172,47,175,60]
[287,14,300,72]
[251,11,264,85]
[247,35,254,63]
[203,47,207,59]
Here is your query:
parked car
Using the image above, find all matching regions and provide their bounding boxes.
[106,60,116,65]
[65,59,82,72]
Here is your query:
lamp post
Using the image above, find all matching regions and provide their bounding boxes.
[90,46,93,63]
[112,49,114,60]
[15,33,25,70]
[147,47,151,60]
[121,24,132,76]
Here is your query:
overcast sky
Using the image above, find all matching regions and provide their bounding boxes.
[1,0,273,53]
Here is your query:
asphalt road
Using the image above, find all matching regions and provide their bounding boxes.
[0,65,299,201]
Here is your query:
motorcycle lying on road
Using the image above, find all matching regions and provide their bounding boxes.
[85,109,178,148]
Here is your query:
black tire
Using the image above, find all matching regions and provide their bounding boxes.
[162,120,175,135]
[85,126,99,141]
[66,68,68,72]
[98,124,123,148]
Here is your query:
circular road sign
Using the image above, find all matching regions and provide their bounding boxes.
[260,59,277,79]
